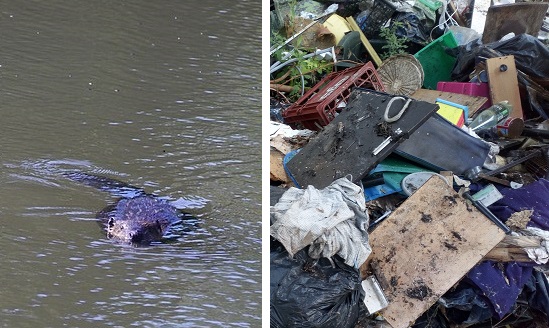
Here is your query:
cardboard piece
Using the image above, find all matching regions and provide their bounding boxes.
[486,55,523,119]
[362,176,506,328]
[286,90,438,189]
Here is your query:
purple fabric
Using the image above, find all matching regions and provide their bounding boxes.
[489,178,549,230]
[467,179,549,318]
[467,262,533,318]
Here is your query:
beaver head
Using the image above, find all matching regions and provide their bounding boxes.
[98,196,179,245]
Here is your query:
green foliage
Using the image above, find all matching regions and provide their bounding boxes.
[379,22,409,60]
[270,27,333,101]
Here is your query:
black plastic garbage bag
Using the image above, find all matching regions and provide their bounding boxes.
[392,11,430,46]
[270,242,363,328]
[452,34,549,82]
[438,281,493,324]
[452,34,549,119]
[524,270,549,320]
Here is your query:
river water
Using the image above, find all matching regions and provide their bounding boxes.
[0,1,261,327]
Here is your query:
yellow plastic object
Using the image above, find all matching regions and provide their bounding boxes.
[323,14,351,45]
[436,102,465,127]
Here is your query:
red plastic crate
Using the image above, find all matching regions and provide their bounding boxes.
[282,62,385,130]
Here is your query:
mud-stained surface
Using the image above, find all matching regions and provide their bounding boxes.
[363,176,506,328]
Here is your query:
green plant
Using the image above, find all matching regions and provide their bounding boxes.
[379,21,409,60]
[270,17,333,101]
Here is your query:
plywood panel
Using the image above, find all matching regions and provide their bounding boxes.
[482,3,548,44]
[364,176,506,328]
[412,89,488,117]
[486,55,523,119]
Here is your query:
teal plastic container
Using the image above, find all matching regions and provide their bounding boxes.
[414,31,458,90]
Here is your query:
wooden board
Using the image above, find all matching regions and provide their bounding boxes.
[286,90,438,189]
[486,56,523,119]
[363,176,505,328]
[412,88,488,118]
[482,3,548,44]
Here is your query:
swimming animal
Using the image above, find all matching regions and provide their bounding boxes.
[67,172,189,245]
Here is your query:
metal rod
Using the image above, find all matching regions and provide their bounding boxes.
[463,191,511,234]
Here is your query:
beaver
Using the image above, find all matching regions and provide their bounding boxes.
[67,172,190,246]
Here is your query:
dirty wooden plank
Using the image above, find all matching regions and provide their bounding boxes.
[286,90,438,189]
[482,3,548,44]
[364,176,505,328]
[486,55,523,119]
[412,88,488,118]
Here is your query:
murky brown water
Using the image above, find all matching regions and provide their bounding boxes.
[0,1,261,327]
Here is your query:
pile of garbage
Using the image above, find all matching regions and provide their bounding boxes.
[270,0,549,326]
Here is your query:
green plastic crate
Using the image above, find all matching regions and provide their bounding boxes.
[414,31,458,90]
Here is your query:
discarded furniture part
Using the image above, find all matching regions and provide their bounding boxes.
[286,90,439,189]
[436,82,491,112]
[412,88,488,118]
[270,177,371,268]
[377,54,424,96]
[481,2,549,44]
[345,16,382,67]
[470,0,491,35]
[396,113,491,176]
[414,31,458,90]
[362,176,506,328]
[282,63,385,131]
[486,55,524,119]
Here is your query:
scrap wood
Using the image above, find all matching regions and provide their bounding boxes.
[485,235,544,263]
[486,55,523,119]
[361,176,505,328]
[481,2,549,44]
[412,88,488,118]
